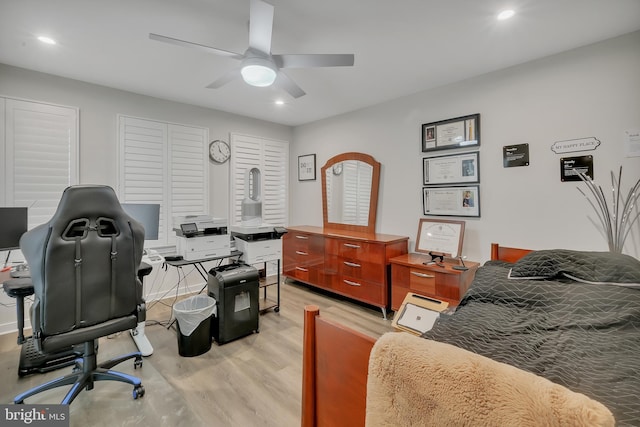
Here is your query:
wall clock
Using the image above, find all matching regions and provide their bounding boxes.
[209,140,230,164]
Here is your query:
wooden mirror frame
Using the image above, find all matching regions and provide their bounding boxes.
[321,152,381,234]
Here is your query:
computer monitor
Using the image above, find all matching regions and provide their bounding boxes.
[0,207,28,251]
[121,203,160,241]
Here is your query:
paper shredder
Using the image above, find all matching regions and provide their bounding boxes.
[207,263,259,344]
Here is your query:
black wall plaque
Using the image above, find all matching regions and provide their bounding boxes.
[560,155,593,182]
[503,143,529,167]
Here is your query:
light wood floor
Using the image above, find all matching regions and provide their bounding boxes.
[0,280,394,426]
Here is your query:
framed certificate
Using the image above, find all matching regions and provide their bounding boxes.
[422,185,480,217]
[415,218,465,258]
[422,114,480,152]
[423,151,479,185]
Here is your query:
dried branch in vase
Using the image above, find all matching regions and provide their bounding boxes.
[577,166,640,253]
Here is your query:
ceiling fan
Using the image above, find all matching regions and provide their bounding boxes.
[149,0,355,98]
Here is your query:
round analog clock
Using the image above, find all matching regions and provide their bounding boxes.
[209,140,230,164]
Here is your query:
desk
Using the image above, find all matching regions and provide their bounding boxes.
[164,250,243,289]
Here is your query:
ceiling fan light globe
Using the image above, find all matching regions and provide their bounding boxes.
[241,64,277,87]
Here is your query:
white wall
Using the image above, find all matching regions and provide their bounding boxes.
[0,63,292,334]
[1,31,639,334]
[290,31,640,263]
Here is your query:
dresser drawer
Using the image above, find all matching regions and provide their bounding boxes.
[335,257,386,283]
[286,232,323,252]
[325,238,385,261]
[408,268,436,294]
[334,275,384,306]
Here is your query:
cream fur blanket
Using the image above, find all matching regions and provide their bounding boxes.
[366,332,614,427]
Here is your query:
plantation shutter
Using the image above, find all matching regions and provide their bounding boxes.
[118,115,208,247]
[1,97,78,228]
[229,133,288,227]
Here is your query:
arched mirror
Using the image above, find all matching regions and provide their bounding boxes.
[321,152,380,234]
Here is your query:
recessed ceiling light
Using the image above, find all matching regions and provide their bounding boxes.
[497,10,515,20]
[37,36,57,45]
[274,100,285,106]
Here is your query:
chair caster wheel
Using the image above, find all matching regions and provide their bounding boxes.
[274,306,280,313]
[134,357,143,369]
[133,385,145,399]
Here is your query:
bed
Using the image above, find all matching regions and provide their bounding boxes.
[301,243,640,426]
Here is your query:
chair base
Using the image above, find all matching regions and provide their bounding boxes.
[14,341,145,405]
[18,337,83,377]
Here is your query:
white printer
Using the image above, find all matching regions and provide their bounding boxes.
[174,215,230,261]
[230,224,287,264]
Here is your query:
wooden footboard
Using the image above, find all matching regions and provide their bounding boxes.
[302,305,376,427]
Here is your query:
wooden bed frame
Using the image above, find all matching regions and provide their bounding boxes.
[301,243,531,427]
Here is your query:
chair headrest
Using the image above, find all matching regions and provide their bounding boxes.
[49,185,127,225]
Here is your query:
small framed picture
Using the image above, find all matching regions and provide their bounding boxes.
[422,185,480,217]
[298,154,316,181]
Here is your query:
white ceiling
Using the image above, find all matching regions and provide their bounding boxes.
[1,0,640,127]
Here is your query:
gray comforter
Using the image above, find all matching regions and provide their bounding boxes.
[423,260,640,426]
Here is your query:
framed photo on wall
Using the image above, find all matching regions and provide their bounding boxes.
[298,154,316,181]
[423,151,479,185]
[422,114,480,152]
[422,185,480,217]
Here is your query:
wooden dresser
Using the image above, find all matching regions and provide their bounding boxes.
[283,225,408,318]
[390,253,479,310]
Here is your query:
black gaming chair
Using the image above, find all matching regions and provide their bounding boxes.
[14,185,146,404]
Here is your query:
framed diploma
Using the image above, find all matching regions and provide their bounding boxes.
[423,151,479,185]
[422,114,480,152]
[415,218,465,258]
[422,185,480,217]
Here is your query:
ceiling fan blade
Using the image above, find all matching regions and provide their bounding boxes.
[149,33,243,59]
[275,72,306,98]
[248,0,274,54]
[274,54,355,68]
[206,67,241,89]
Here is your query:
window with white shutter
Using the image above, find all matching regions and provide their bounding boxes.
[1,97,78,228]
[118,115,208,247]
[229,133,289,227]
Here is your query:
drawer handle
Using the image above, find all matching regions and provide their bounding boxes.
[343,243,361,249]
[296,266,309,272]
[343,279,362,287]
[343,261,361,268]
[411,272,435,278]
[295,251,308,256]
[295,235,309,240]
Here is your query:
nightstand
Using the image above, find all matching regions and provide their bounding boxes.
[390,253,479,311]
